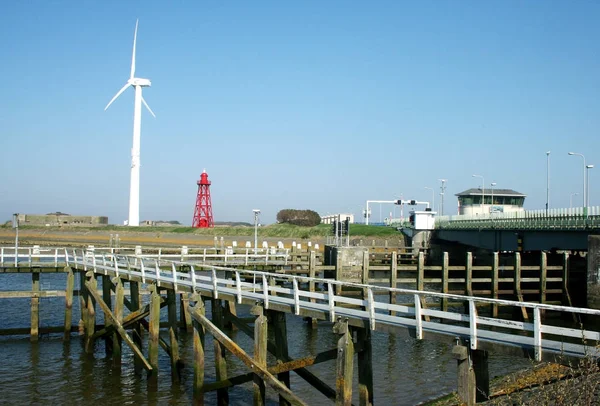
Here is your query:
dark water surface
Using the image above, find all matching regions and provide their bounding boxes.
[0,273,532,405]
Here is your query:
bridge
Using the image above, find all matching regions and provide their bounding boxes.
[1,246,600,404]
[430,206,600,251]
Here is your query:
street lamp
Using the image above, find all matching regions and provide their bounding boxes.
[472,174,485,212]
[438,179,447,215]
[570,192,579,209]
[424,187,434,212]
[546,151,550,213]
[586,165,594,207]
[568,152,586,207]
[490,182,497,213]
[252,209,260,254]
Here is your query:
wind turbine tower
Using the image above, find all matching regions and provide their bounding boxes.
[104,19,155,227]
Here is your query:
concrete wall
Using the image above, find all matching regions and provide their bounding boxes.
[324,245,368,283]
[587,235,600,309]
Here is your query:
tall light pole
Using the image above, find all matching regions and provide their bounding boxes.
[472,174,485,212]
[586,165,594,207]
[546,151,550,213]
[252,209,260,254]
[568,152,586,207]
[490,182,497,213]
[438,179,447,215]
[424,187,434,212]
[570,192,579,209]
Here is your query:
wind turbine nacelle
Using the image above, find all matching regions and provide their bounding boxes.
[131,78,151,87]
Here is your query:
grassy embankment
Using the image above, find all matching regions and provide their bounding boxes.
[0,223,401,239]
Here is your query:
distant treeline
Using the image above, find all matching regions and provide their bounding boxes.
[276,209,321,227]
[215,221,253,227]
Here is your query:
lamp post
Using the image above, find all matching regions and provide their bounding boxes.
[568,152,586,207]
[472,174,485,213]
[438,179,447,215]
[252,209,260,254]
[490,182,497,213]
[586,165,594,207]
[424,187,434,212]
[546,151,550,213]
[570,192,579,209]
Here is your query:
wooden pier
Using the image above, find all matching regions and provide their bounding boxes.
[0,246,594,405]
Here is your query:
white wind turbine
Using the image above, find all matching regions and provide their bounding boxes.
[105,19,155,227]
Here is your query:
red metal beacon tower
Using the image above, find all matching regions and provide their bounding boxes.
[192,169,214,228]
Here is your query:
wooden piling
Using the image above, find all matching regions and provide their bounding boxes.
[442,252,449,312]
[212,298,229,405]
[85,274,97,353]
[389,251,397,315]
[309,251,318,328]
[30,271,40,342]
[540,251,547,305]
[514,252,528,321]
[465,252,473,296]
[102,275,113,356]
[130,280,143,374]
[334,318,354,406]
[193,298,206,405]
[270,310,291,406]
[64,266,74,341]
[181,293,193,332]
[148,284,161,385]
[79,270,88,333]
[113,278,124,367]
[357,327,373,406]
[167,288,180,383]
[253,305,268,406]
[491,253,499,318]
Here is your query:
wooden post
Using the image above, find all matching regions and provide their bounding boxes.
[417,252,425,291]
[31,271,40,342]
[253,305,268,406]
[79,270,88,334]
[167,288,181,383]
[270,310,291,406]
[102,275,113,356]
[181,293,193,332]
[357,327,373,406]
[442,252,449,312]
[453,344,474,405]
[492,253,499,318]
[540,251,547,305]
[389,251,397,315]
[85,274,97,353]
[362,251,370,297]
[309,251,318,328]
[64,266,74,340]
[130,280,143,374]
[212,298,229,405]
[113,278,124,367]
[472,349,490,402]
[465,252,473,296]
[562,252,573,307]
[334,318,354,406]
[148,284,161,387]
[514,252,528,321]
[193,298,206,405]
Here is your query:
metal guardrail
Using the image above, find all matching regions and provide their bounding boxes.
[56,249,600,361]
[435,206,600,230]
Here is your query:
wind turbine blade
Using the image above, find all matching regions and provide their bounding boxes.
[130,19,138,79]
[104,82,130,111]
[142,96,156,118]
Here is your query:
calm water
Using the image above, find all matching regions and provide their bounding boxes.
[0,273,532,405]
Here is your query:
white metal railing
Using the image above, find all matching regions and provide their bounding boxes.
[0,246,291,267]
[60,249,600,361]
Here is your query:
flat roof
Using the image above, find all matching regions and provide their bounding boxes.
[455,188,526,197]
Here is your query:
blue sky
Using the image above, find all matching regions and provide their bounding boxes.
[1,1,599,225]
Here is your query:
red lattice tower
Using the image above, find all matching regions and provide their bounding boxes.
[192,169,214,228]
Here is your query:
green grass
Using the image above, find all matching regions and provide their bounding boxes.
[3,223,402,238]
